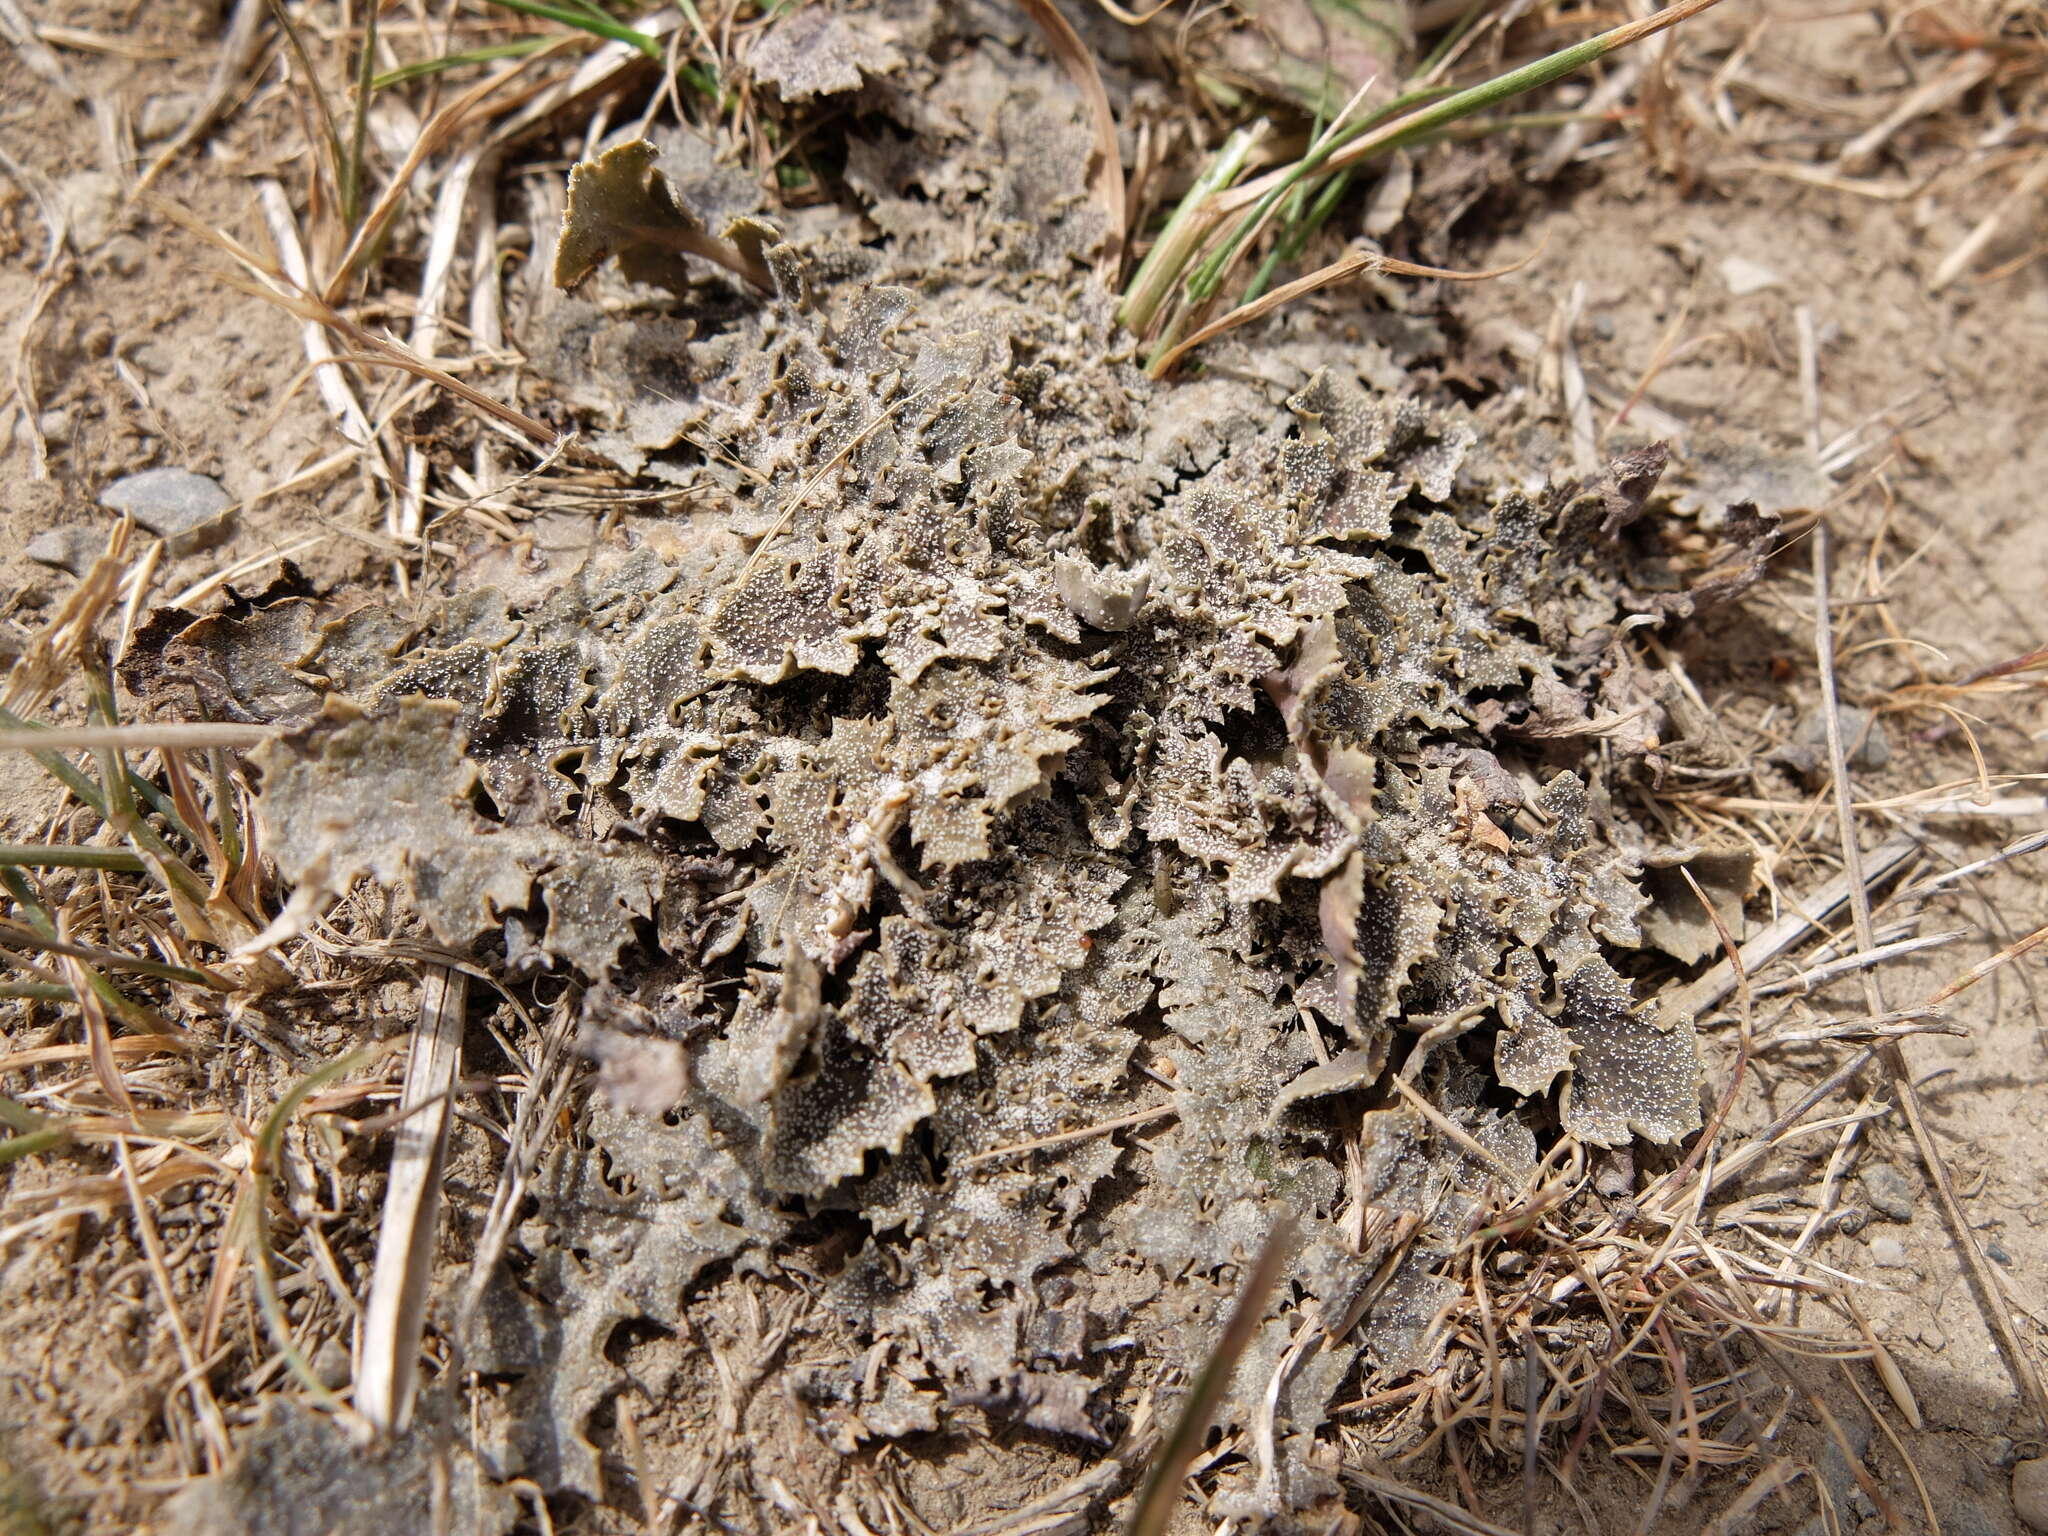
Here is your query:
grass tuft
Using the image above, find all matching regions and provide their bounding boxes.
[1120,0,1733,375]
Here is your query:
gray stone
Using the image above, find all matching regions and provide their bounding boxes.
[1797,705,1891,770]
[2016,1456,2048,1532]
[137,92,197,143]
[308,1336,350,1391]
[1868,1235,1910,1268]
[128,340,177,377]
[1987,1238,2013,1265]
[1723,253,1784,296]
[57,170,125,251]
[1860,1163,1916,1222]
[25,526,101,576]
[100,234,147,278]
[99,467,234,550]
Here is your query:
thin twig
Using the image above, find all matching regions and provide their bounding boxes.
[1214,0,1733,217]
[1148,241,1540,377]
[1931,152,2048,293]
[1751,928,1966,999]
[1663,831,1922,1025]
[1812,524,2048,1432]
[1016,0,1124,282]
[959,1101,1178,1168]
[117,1134,231,1468]
[1343,1466,1522,1536]
[358,965,468,1433]
[455,999,577,1342]
[1128,1217,1298,1536]
[0,723,273,752]
[132,0,266,193]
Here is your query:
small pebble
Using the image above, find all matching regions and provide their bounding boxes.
[309,1336,351,1392]
[99,234,148,279]
[56,170,125,251]
[25,526,101,576]
[1987,1238,2012,1266]
[1797,704,1891,771]
[1722,253,1784,296]
[99,466,235,551]
[137,92,197,143]
[127,340,176,377]
[1594,1145,1635,1199]
[2015,1456,2048,1532]
[1868,1235,1909,1268]
[1860,1163,1916,1222]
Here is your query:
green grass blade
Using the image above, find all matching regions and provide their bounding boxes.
[1151,0,1727,354]
[1182,82,1452,309]
[255,1047,381,1170]
[0,705,200,850]
[0,1096,50,1135]
[481,0,662,59]
[1415,0,1491,80]
[342,0,380,230]
[0,1127,71,1165]
[0,707,214,905]
[0,867,55,934]
[0,845,147,873]
[1127,1216,1299,1536]
[1120,123,1265,335]
[0,919,225,988]
[266,0,349,216]
[1244,165,1355,304]
[1287,0,1730,190]
[237,1047,383,1405]
[82,660,137,845]
[371,37,555,90]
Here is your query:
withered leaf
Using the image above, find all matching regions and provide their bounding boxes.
[555,138,770,295]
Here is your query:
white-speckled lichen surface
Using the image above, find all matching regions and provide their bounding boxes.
[124,7,1784,1517]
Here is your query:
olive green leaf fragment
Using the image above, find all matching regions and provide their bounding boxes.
[555,138,771,295]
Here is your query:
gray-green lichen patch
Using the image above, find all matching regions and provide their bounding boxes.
[126,20,1790,1519]
[162,1400,514,1536]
